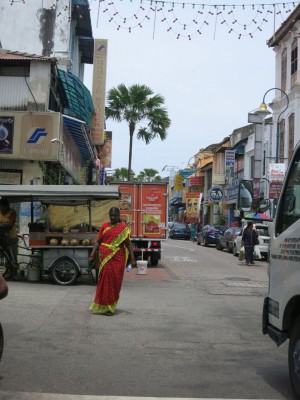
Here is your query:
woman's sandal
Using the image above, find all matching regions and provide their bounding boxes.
[105,311,114,316]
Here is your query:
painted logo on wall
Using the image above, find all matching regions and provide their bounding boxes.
[27,128,47,143]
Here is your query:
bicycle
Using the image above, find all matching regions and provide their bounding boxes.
[0,229,40,280]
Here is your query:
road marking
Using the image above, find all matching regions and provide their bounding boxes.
[164,256,198,263]
[163,243,195,251]
[0,393,278,400]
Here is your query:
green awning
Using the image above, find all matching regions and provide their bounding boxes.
[58,68,94,125]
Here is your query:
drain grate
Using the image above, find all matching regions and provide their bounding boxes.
[222,281,268,288]
[225,277,251,281]
[209,289,255,296]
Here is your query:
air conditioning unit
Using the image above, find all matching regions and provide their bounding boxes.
[234,209,240,217]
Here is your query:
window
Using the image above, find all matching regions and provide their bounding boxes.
[279,119,285,162]
[250,156,254,178]
[281,48,287,92]
[291,39,298,85]
[0,63,30,77]
[289,113,295,162]
[276,148,300,235]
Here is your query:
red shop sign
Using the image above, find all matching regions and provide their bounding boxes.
[189,177,203,185]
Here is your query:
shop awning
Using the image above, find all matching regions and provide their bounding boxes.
[0,185,120,204]
[169,197,182,205]
[58,68,94,125]
[179,169,196,177]
[63,115,95,162]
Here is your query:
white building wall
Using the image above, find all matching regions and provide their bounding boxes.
[244,133,254,179]
[0,62,51,111]
[0,1,72,63]
[27,62,52,109]
[269,20,300,167]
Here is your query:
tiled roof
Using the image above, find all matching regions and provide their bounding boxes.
[0,49,56,62]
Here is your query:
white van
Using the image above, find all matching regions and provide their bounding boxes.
[262,144,300,398]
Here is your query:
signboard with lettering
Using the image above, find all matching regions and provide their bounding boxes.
[185,192,201,223]
[208,186,224,202]
[225,150,236,185]
[269,163,285,200]
[174,174,184,191]
[91,39,108,145]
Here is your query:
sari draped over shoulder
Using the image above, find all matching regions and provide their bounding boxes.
[89,222,130,315]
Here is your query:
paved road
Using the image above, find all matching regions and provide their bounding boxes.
[0,239,295,399]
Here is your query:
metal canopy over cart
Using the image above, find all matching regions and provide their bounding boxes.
[0,185,120,285]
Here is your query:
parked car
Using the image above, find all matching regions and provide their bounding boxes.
[169,222,191,240]
[216,227,242,253]
[196,225,226,246]
[232,223,270,260]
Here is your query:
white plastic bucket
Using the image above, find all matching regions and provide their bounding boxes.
[27,265,40,282]
[137,260,148,275]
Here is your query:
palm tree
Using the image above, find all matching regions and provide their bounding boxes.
[105,84,171,181]
[111,167,135,182]
[138,168,160,182]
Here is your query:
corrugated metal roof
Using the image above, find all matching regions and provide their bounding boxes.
[0,49,56,62]
[0,185,120,204]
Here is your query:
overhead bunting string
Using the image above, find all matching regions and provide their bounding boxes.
[8,0,300,40]
[91,0,299,39]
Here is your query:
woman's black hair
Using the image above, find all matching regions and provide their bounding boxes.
[0,198,9,208]
[109,207,120,216]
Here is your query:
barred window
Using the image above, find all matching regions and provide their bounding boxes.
[280,119,285,162]
[281,48,287,92]
[291,39,298,85]
[289,113,295,161]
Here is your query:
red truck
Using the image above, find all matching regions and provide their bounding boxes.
[116,182,169,266]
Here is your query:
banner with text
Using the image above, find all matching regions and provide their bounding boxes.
[268,163,286,200]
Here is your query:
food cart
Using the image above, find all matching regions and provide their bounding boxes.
[0,185,120,285]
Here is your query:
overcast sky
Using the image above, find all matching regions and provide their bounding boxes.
[84,0,294,177]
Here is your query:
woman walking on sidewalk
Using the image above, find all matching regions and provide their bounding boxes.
[242,221,258,266]
[89,207,136,316]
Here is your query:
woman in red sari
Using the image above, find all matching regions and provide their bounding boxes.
[89,207,136,316]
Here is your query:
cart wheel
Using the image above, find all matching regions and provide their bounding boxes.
[0,322,3,362]
[51,257,79,286]
[0,255,8,277]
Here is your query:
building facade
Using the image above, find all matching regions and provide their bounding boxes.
[0,1,100,185]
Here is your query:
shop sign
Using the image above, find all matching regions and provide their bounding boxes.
[174,173,184,190]
[185,192,201,223]
[189,176,203,185]
[269,182,283,199]
[208,186,224,202]
[225,150,236,185]
[268,163,285,200]
[253,178,260,199]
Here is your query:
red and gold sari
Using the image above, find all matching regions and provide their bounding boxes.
[89,222,130,315]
